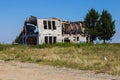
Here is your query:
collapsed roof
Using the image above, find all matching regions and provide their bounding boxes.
[63,21,85,35]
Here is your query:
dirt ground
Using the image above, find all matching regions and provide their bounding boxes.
[0,61,120,80]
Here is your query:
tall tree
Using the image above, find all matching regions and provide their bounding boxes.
[84,8,99,43]
[97,10,115,43]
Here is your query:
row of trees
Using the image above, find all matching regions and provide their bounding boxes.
[84,8,115,43]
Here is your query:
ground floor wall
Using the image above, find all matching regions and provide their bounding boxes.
[38,34,86,45]
[63,34,87,43]
[38,34,62,44]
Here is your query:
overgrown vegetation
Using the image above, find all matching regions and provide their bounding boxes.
[0,43,120,75]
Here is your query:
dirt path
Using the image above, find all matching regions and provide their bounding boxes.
[0,61,120,80]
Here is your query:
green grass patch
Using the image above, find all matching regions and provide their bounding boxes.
[0,43,120,75]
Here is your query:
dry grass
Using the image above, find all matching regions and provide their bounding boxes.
[0,43,120,75]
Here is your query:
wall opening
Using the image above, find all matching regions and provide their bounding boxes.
[48,21,51,29]
[64,38,70,42]
[26,36,37,45]
[52,21,56,30]
[26,24,36,35]
[77,36,79,41]
[45,36,48,44]
[43,21,47,29]
[73,37,76,41]
[53,36,57,43]
[49,36,52,44]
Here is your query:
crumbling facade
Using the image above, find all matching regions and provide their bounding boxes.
[14,16,87,45]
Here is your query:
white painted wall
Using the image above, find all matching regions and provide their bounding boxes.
[63,34,86,43]
[36,18,87,45]
[37,19,62,44]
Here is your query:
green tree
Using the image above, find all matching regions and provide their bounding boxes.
[97,10,115,43]
[84,8,99,43]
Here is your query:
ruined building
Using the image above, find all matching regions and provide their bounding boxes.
[14,16,87,45]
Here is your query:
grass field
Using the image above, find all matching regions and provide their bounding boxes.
[0,43,120,75]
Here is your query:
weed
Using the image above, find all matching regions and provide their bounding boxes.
[0,43,120,75]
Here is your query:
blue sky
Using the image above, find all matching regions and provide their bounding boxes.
[0,0,120,43]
